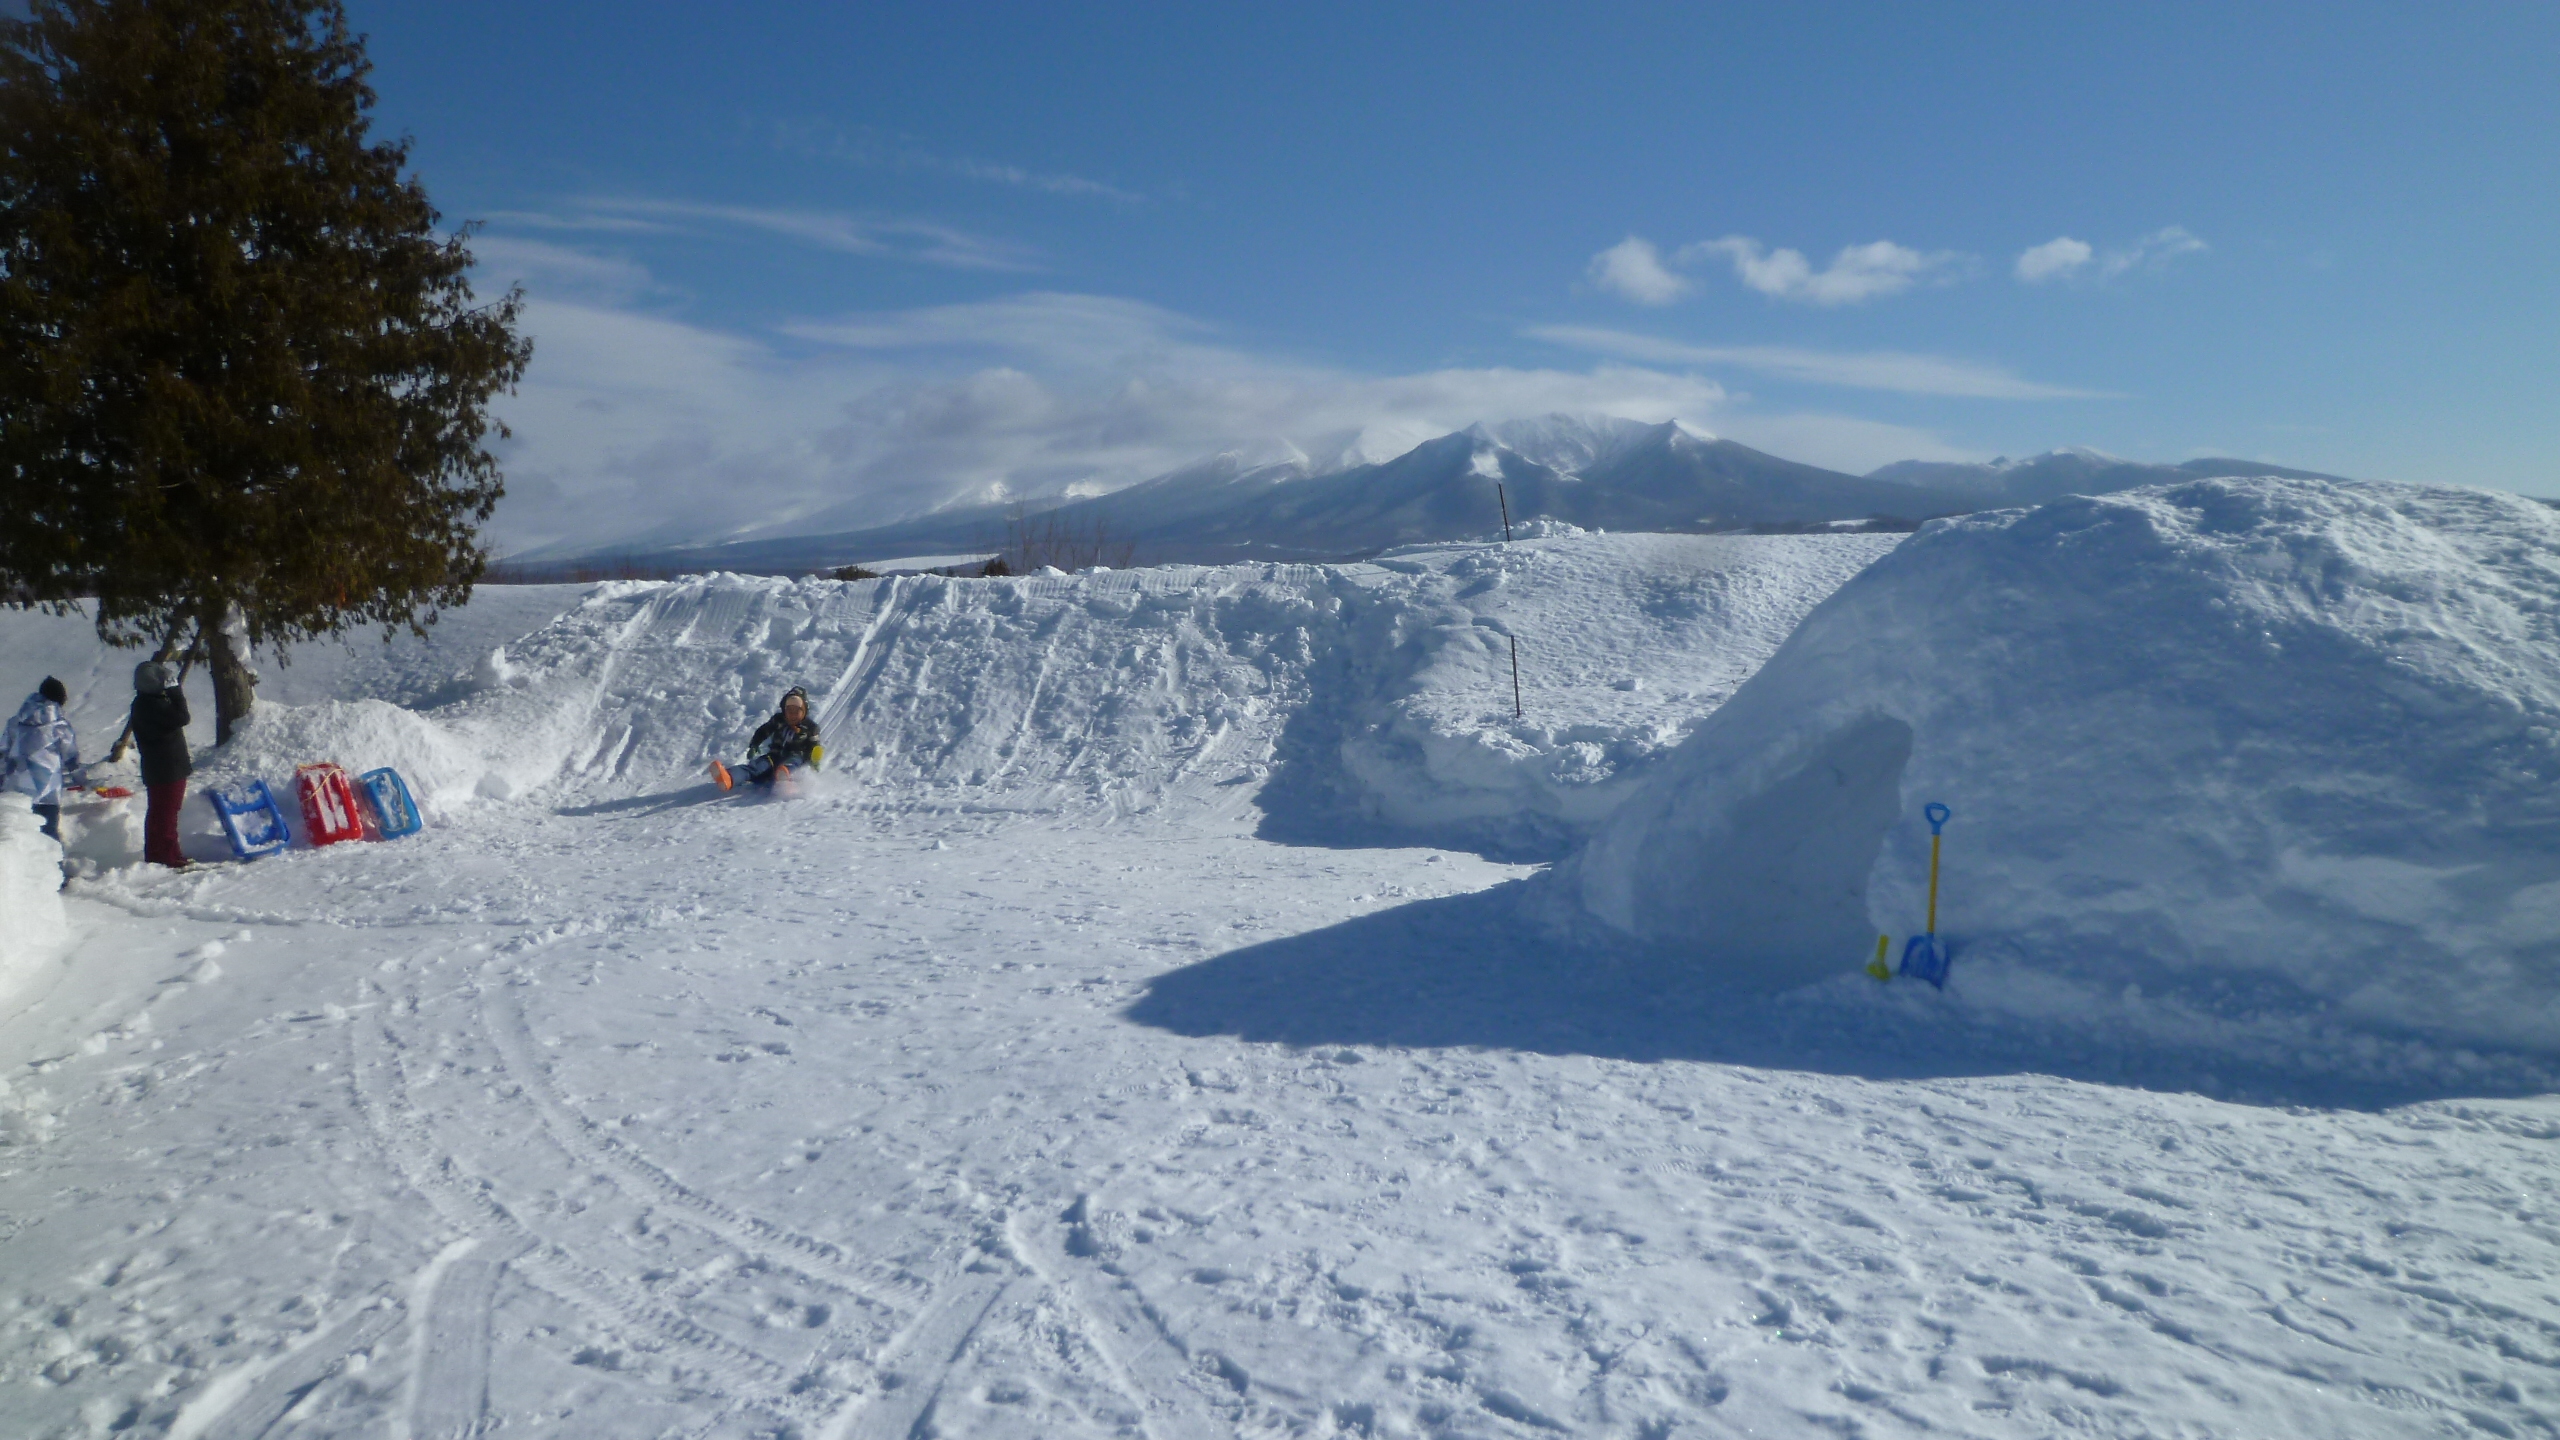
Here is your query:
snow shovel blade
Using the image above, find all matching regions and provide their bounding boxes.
[1899,932,1950,989]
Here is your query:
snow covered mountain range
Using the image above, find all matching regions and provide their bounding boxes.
[525,415,2348,575]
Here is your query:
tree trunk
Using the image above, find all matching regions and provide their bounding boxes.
[202,601,257,745]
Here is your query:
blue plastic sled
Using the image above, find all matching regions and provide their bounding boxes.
[356,767,422,839]
[210,779,292,860]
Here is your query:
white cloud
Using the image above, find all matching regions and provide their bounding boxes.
[479,254,1968,554]
[1523,326,2114,400]
[1585,236,1691,305]
[480,210,673,236]
[2100,225,2208,279]
[2015,236,2093,284]
[507,199,1040,272]
[1684,236,1968,305]
[769,120,1145,203]
[2014,228,2208,285]
[784,293,1210,360]
[469,236,660,303]
[1714,411,1975,473]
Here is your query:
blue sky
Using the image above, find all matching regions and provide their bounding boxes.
[340,1,2560,549]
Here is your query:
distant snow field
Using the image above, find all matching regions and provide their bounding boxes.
[3,501,2557,1440]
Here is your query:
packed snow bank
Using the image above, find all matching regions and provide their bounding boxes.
[1304,531,1890,849]
[164,533,1891,851]
[0,801,68,1000]
[1567,477,2560,1050]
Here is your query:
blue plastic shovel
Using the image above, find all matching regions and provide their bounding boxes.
[1899,802,1954,988]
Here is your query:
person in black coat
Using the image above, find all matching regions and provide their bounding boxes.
[129,661,191,867]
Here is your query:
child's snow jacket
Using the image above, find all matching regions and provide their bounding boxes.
[747,712,822,771]
[2,692,81,804]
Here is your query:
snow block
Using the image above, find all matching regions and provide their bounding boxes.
[296,763,365,846]
[0,799,69,1003]
[356,766,421,839]
[1566,477,2560,1052]
[210,778,292,861]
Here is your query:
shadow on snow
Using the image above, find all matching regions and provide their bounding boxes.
[554,782,733,819]
[1125,880,2559,1112]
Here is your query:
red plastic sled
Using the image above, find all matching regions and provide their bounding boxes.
[296,763,366,846]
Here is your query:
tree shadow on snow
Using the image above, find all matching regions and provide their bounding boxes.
[1125,880,2559,1111]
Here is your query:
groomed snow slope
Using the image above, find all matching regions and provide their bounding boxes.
[1570,476,2560,1054]
[185,531,1893,856]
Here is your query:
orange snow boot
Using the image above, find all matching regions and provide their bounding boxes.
[709,760,734,791]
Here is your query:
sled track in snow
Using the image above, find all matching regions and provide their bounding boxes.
[409,1236,528,1440]
[469,950,1277,1437]
[471,964,935,1314]
[821,1273,1017,1440]
[1001,1205,1270,1440]
[192,1297,408,1440]
[347,972,855,1433]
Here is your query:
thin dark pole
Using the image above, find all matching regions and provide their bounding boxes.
[1509,634,1523,718]
[1497,483,1513,543]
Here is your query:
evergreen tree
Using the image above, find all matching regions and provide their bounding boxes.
[0,0,529,741]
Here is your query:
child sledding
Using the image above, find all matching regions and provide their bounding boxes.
[711,685,823,793]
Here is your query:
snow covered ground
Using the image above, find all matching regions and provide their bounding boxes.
[3,523,2558,1439]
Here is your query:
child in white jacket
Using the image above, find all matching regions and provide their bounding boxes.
[3,677,82,841]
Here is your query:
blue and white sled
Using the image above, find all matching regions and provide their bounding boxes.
[355,767,421,839]
[210,779,292,860]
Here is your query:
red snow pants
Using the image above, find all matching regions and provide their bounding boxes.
[145,781,187,868]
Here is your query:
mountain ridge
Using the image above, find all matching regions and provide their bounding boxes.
[507,416,2356,576]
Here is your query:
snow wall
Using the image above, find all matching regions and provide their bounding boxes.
[0,800,69,1001]
[179,532,1893,856]
[1565,478,2560,1052]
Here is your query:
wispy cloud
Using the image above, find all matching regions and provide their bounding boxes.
[2100,225,2207,278]
[2014,227,2207,285]
[770,120,1145,203]
[496,199,1040,272]
[1585,237,1692,305]
[469,236,661,303]
[1524,326,2115,400]
[2015,236,2094,283]
[599,200,1040,271]
[784,293,1211,360]
[482,210,675,237]
[1684,236,1970,306]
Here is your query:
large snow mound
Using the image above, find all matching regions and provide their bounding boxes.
[169,533,1892,853]
[1567,477,2560,1051]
